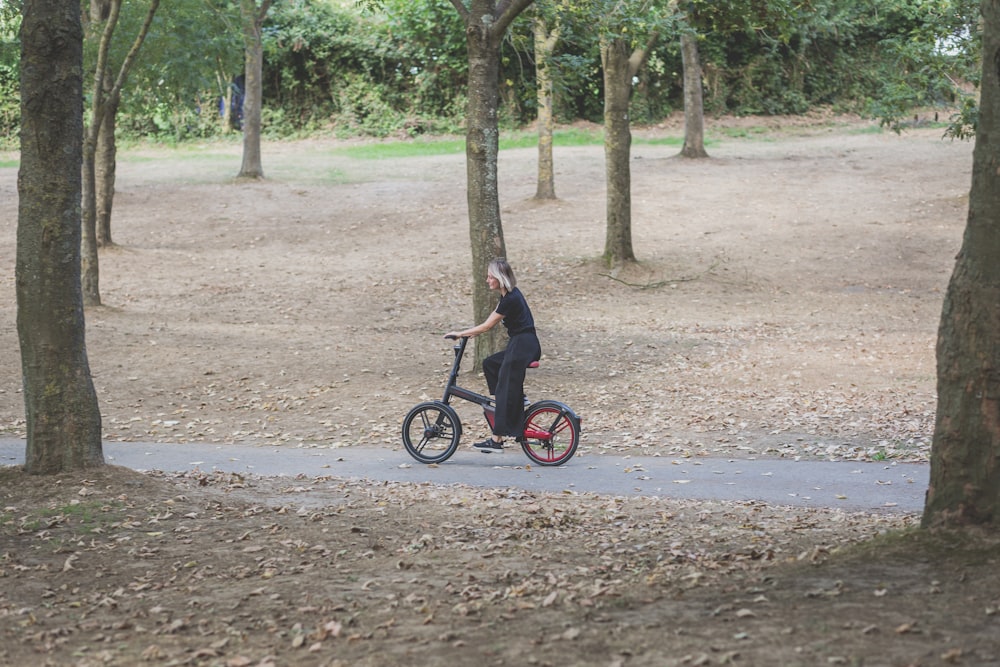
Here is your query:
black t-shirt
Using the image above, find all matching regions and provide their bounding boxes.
[495,288,535,336]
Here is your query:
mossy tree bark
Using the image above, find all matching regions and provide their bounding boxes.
[533,13,560,200]
[237,0,272,180]
[923,0,1000,530]
[96,85,119,247]
[17,0,104,474]
[600,37,636,267]
[680,30,708,159]
[450,0,534,370]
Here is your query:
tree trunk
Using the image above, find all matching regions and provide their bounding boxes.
[533,15,559,200]
[238,0,269,180]
[81,0,158,303]
[922,0,1000,530]
[96,87,119,246]
[464,7,508,370]
[680,31,708,159]
[81,127,101,306]
[222,85,233,131]
[81,0,123,307]
[444,0,533,369]
[17,0,104,473]
[601,37,635,267]
[90,0,111,21]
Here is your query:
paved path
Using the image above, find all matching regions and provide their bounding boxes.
[0,438,927,514]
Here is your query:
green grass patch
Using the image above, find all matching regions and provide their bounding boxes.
[501,126,606,149]
[0,125,699,182]
[334,126,693,160]
[851,124,887,135]
[119,150,236,166]
[268,164,349,184]
[335,138,467,160]
[9,499,126,535]
[117,148,349,185]
[637,135,687,147]
[715,126,774,140]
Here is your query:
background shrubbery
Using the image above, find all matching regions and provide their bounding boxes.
[0,0,983,147]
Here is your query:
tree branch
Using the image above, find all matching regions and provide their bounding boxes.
[599,258,720,289]
[494,0,534,34]
[88,0,123,139]
[109,0,160,100]
[449,0,470,22]
[628,30,659,78]
[257,0,273,23]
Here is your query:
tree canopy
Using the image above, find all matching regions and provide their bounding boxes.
[0,0,984,146]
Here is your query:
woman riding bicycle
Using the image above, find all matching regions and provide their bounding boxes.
[445,258,541,452]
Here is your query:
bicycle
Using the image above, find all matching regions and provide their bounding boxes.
[401,335,581,466]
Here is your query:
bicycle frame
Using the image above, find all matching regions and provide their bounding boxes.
[443,337,490,400]
[443,336,560,439]
[442,336,499,424]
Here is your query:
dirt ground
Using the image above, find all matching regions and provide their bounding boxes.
[2,114,999,666]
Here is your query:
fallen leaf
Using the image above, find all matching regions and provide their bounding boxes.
[62,554,79,572]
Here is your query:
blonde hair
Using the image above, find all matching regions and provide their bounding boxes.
[488,258,516,292]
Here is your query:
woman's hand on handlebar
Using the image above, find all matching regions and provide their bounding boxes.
[445,313,502,341]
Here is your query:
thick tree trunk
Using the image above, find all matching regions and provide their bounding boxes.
[533,15,559,200]
[17,0,104,473]
[680,31,708,159]
[601,37,635,267]
[238,0,267,180]
[447,0,532,370]
[923,0,1000,530]
[465,9,507,370]
[96,87,119,246]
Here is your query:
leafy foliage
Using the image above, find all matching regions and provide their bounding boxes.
[110,0,243,141]
[261,0,468,137]
[0,0,985,142]
[0,6,20,146]
[860,0,981,134]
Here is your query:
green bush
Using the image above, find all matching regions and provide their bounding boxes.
[0,22,19,146]
[332,74,405,138]
[0,62,18,147]
[0,0,982,145]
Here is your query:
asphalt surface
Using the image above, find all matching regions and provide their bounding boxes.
[0,438,928,514]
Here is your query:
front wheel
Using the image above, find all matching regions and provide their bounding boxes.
[520,400,580,466]
[402,401,462,464]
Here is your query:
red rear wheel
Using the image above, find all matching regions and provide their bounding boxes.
[520,400,580,466]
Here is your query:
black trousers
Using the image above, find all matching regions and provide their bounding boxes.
[482,332,541,437]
